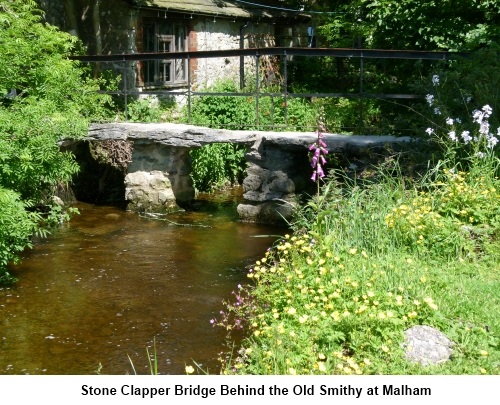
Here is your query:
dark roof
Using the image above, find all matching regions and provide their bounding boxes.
[132,0,309,20]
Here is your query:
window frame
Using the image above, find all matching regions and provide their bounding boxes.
[142,20,188,88]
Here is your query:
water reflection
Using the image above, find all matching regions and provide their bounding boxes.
[0,198,283,375]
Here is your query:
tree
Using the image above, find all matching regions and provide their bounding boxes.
[63,0,79,36]
[316,0,500,51]
[0,0,113,283]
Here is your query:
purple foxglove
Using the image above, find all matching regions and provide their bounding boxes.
[317,164,325,178]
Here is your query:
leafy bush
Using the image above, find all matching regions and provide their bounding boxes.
[0,1,114,282]
[187,81,255,130]
[186,80,319,131]
[123,96,176,123]
[190,143,246,192]
[0,188,39,284]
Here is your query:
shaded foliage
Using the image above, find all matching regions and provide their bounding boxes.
[0,0,114,282]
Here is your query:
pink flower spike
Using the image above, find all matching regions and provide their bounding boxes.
[320,155,327,165]
[311,172,317,182]
[309,143,316,151]
[314,148,321,157]
[321,147,328,154]
[311,156,318,168]
[317,164,325,178]
[319,139,327,148]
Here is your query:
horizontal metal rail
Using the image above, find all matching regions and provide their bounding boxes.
[72,47,467,132]
[71,47,467,62]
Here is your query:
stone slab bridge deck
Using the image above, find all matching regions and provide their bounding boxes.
[77,122,410,224]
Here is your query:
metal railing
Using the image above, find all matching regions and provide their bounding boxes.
[73,47,465,133]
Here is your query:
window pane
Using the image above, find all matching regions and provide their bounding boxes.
[159,61,172,82]
[175,24,186,52]
[144,24,155,52]
[175,59,186,82]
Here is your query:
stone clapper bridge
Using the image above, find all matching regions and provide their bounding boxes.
[68,122,409,224]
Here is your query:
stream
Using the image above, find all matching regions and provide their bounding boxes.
[0,194,283,375]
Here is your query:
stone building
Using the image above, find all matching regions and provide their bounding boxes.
[38,0,311,91]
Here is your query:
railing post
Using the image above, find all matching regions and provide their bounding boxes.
[255,52,260,129]
[283,50,288,128]
[123,58,128,121]
[359,51,364,131]
[187,54,192,124]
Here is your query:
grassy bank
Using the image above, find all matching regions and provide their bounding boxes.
[206,107,500,375]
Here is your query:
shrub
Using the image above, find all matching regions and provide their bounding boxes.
[0,188,39,284]
[185,80,319,131]
[190,143,246,192]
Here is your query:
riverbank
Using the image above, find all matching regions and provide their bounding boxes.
[209,158,500,375]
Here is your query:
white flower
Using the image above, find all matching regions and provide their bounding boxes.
[476,151,486,158]
[479,121,490,136]
[466,96,472,103]
[446,117,454,125]
[432,75,440,86]
[434,107,442,115]
[425,94,434,106]
[425,127,434,135]
[482,104,493,118]
[473,109,484,124]
[461,130,472,144]
[448,131,457,141]
[455,118,462,124]
[487,136,498,149]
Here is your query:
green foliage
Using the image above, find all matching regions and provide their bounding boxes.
[0,0,114,200]
[190,143,246,192]
[0,1,114,281]
[186,80,319,131]
[187,81,255,130]
[409,48,500,139]
[307,1,500,134]
[360,0,499,51]
[209,95,500,374]
[123,97,176,123]
[0,188,40,284]
[316,0,499,52]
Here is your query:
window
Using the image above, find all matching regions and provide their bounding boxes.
[142,21,188,86]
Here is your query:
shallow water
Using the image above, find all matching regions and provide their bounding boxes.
[0,197,282,375]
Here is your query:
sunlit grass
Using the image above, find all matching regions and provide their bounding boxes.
[209,160,500,375]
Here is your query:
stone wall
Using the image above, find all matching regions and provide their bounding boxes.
[193,19,276,89]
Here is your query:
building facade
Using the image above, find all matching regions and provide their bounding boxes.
[38,0,311,91]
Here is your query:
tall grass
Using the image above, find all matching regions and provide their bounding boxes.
[208,152,500,374]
